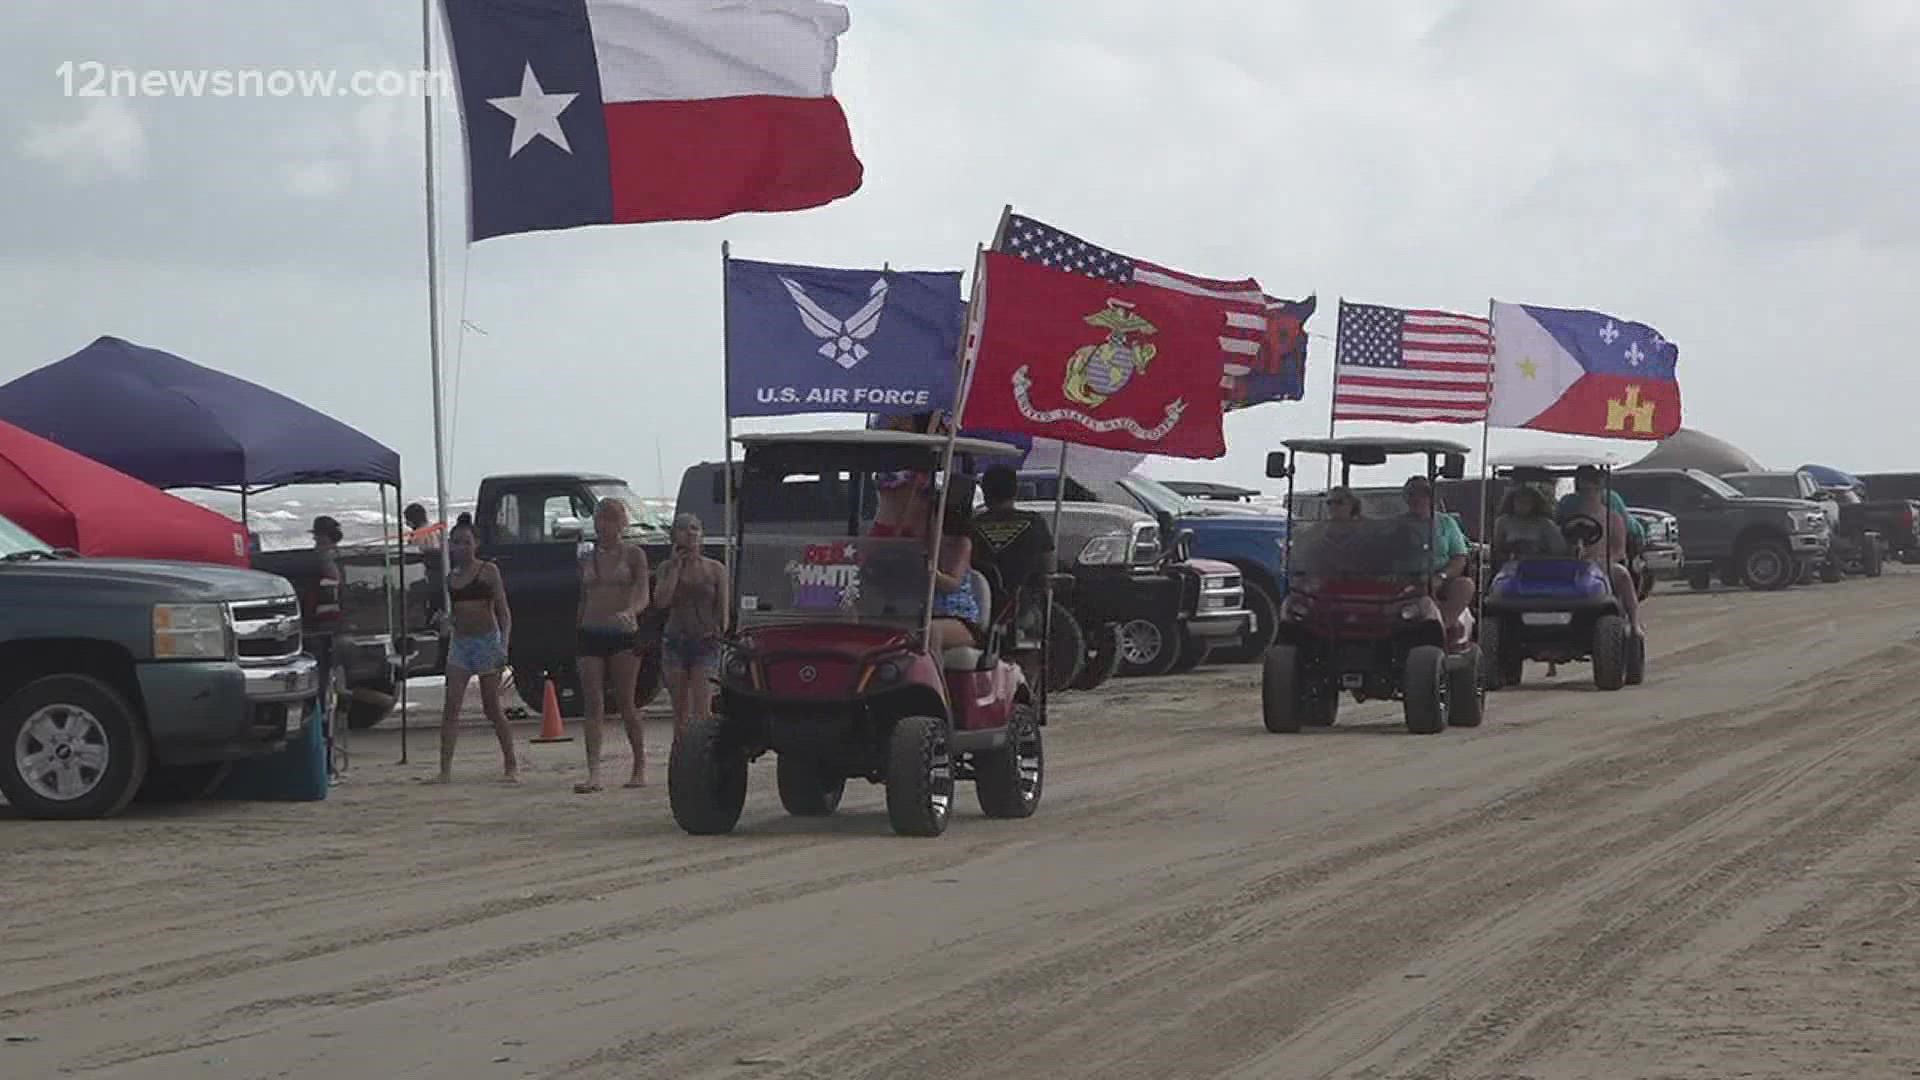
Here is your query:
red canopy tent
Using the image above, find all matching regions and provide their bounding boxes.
[0,419,248,565]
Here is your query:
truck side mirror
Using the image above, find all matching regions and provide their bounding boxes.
[1266,451,1293,479]
[1176,528,1196,563]
[1440,453,1467,480]
[552,516,586,541]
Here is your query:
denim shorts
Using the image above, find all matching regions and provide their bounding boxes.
[448,629,507,674]
[662,633,719,670]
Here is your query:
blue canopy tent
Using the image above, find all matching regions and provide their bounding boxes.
[1799,463,1864,491]
[0,335,413,786]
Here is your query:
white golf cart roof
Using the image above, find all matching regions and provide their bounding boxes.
[734,429,1025,458]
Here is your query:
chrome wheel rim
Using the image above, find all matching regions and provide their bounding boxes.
[928,732,953,823]
[15,704,110,802]
[1014,709,1043,805]
[1119,619,1162,665]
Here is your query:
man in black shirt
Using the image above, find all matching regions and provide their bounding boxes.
[969,465,1054,628]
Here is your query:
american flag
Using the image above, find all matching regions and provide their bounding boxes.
[997,213,1297,403]
[1332,300,1492,424]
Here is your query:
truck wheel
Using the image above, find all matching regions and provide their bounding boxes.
[1044,600,1085,692]
[667,714,748,835]
[1687,565,1712,591]
[1168,628,1210,674]
[1070,623,1122,691]
[1739,538,1794,591]
[0,675,150,821]
[975,701,1043,819]
[1863,537,1884,578]
[1210,580,1278,664]
[1446,648,1485,728]
[775,754,844,817]
[135,761,234,803]
[1117,615,1181,678]
[1260,645,1302,733]
[885,715,953,837]
[1402,645,1448,735]
[1592,614,1629,690]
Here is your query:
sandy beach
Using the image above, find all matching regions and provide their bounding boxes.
[6,571,1920,1079]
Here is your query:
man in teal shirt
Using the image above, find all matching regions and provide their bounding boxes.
[1403,475,1474,648]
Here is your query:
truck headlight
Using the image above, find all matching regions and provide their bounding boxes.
[1078,533,1129,566]
[153,603,233,660]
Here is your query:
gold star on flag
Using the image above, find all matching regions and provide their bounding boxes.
[1519,357,1539,379]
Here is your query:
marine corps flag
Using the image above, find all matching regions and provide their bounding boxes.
[961,251,1228,459]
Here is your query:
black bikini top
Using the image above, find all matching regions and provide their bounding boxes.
[449,567,495,603]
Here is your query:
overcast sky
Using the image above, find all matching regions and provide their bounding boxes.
[5,0,1916,502]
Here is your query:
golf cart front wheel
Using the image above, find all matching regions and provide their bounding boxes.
[1261,644,1303,733]
[668,714,748,835]
[1446,647,1485,728]
[1592,614,1630,691]
[885,716,954,837]
[975,701,1043,819]
[1402,645,1448,735]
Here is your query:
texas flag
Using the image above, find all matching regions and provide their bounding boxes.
[441,0,864,241]
[1487,301,1682,440]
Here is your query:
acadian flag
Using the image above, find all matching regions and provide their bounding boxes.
[441,0,864,241]
[1488,302,1681,440]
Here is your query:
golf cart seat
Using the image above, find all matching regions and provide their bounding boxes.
[942,569,992,670]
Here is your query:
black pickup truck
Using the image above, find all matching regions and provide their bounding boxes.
[1818,471,1920,565]
[468,473,719,716]
[1610,468,1831,591]
[673,460,1244,686]
[0,511,320,819]
[1719,470,1885,580]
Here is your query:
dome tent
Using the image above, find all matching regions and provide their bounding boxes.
[1620,427,1762,475]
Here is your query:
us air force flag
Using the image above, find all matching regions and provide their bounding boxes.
[725,258,964,418]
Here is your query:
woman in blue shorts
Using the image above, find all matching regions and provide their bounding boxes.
[653,513,729,740]
[434,521,519,784]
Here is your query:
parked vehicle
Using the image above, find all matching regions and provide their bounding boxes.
[1162,480,1268,511]
[674,461,1213,690]
[1479,455,1645,692]
[470,473,714,716]
[1626,507,1683,598]
[1609,468,1830,591]
[1848,472,1920,562]
[1260,437,1483,736]
[1018,470,1280,664]
[669,429,1042,838]
[1720,470,1883,581]
[0,512,319,819]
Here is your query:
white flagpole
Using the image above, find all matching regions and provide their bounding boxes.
[1476,297,1496,634]
[721,241,736,612]
[1325,299,1340,488]
[421,0,454,663]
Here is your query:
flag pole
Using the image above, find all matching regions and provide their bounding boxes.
[924,243,988,645]
[992,204,1013,252]
[1476,298,1496,639]
[1325,299,1340,488]
[721,240,736,629]
[420,0,454,761]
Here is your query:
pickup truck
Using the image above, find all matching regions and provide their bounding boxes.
[1610,468,1830,591]
[1019,470,1284,665]
[469,473,710,716]
[1719,470,1885,580]
[672,461,1243,685]
[1848,472,1920,562]
[0,511,320,819]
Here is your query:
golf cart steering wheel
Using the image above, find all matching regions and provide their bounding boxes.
[1561,514,1604,547]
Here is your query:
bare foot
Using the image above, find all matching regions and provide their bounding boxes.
[421,773,452,785]
[623,774,646,788]
[501,773,522,784]
[573,780,604,794]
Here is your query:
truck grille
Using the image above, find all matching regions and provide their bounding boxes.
[1201,571,1243,611]
[230,597,304,663]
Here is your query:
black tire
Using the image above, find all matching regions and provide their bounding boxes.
[1402,645,1448,735]
[1446,648,1485,728]
[1167,629,1210,674]
[1069,622,1122,691]
[1261,645,1302,734]
[774,754,844,817]
[667,714,748,835]
[1687,565,1713,591]
[1820,557,1844,583]
[1117,615,1181,678]
[0,674,150,821]
[135,761,234,803]
[1739,538,1795,591]
[1303,682,1340,727]
[885,715,954,837]
[1625,631,1647,686]
[1043,600,1085,692]
[1901,549,1920,566]
[1864,538,1884,578]
[975,701,1043,819]
[1209,580,1278,664]
[344,692,392,731]
[1592,614,1629,690]
[1479,617,1523,690]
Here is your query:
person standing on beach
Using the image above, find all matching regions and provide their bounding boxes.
[433,521,519,783]
[574,498,650,792]
[403,502,445,552]
[652,513,728,739]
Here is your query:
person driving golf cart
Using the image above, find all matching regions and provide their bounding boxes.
[1491,484,1567,563]
[1402,475,1474,649]
[1560,473,1645,639]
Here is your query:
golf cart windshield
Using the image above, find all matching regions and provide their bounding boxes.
[1288,516,1435,588]
[734,467,931,629]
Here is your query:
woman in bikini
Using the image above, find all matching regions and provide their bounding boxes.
[434,522,518,783]
[653,513,729,739]
[574,498,651,792]
[929,490,981,653]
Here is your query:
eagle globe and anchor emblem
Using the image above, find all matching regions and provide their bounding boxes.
[1010,297,1187,442]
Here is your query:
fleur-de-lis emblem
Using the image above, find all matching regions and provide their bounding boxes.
[1598,320,1620,345]
[1624,341,1645,367]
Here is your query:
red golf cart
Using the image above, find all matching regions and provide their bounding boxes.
[1261,436,1485,735]
[667,429,1046,838]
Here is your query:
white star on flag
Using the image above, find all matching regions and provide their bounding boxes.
[487,63,578,157]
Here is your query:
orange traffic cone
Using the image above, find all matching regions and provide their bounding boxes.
[531,678,573,743]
